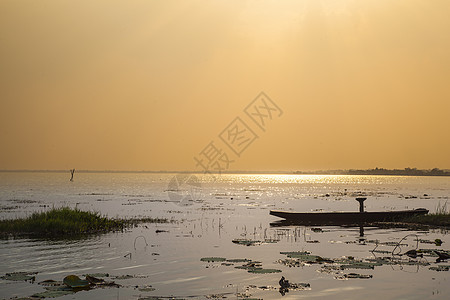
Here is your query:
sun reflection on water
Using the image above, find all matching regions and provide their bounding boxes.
[204,174,404,185]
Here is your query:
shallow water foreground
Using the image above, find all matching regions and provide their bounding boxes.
[0,173,449,299]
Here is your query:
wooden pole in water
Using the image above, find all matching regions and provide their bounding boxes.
[356,197,367,239]
[356,197,367,213]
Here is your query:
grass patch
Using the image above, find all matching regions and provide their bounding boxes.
[400,213,450,227]
[400,201,450,228]
[0,207,169,237]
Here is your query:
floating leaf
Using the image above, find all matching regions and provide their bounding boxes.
[113,274,134,280]
[419,249,450,257]
[365,258,394,265]
[339,263,375,270]
[248,268,281,274]
[235,262,262,270]
[85,273,109,277]
[371,250,391,254]
[200,257,226,262]
[226,258,251,263]
[63,275,90,288]
[138,285,156,292]
[417,239,435,244]
[280,251,310,256]
[280,251,327,262]
[232,239,261,246]
[288,254,323,262]
[32,286,75,298]
[276,258,304,267]
[345,273,373,279]
[263,239,279,244]
[429,265,449,271]
[38,280,63,287]
[86,275,104,285]
[288,282,311,290]
[1,272,36,281]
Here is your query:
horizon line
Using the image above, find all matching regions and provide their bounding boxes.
[1,168,449,174]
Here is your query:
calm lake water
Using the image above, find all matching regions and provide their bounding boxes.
[0,172,449,299]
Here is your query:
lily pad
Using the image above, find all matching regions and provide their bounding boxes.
[86,275,104,285]
[263,239,279,244]
[235,262,262,270]
[429,265,450,271]
[287,254,323,262]
[32,286,75,298]
[1,272,36,281]
[276,258,304,267]
[38,280,64,287]
[345,273,373,279]
[339,263,375,270]
[85,273,109,277]
[113,274,134,280]
[371,250,391,254]
[287,282,311,290]
[226,258,251,263]
[435,239,443,246]
[365,258,394,265]
[419,249,450,257]
[200,257,226,262]
[232,239,261,246]
[248,268,282,274]
[280,251,310,256]
[138,285,156,292]
[63,275,90,288]
[280,251,326,262]
[335,273,373,280]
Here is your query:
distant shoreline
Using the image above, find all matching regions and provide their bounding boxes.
[294,168,450,177]
[1,168,449,176]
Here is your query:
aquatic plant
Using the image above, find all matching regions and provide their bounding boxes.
[0,207,170,237]
[247,268,282,274]
[400,202,450,227]
[63,275,90,288]
[7,273,121,299]
[200,257,226,262]
[0,272,36,282]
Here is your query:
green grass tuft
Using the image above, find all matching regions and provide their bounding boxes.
[401,213,450,227]
[400,201,450,227]
[0,207,169,237]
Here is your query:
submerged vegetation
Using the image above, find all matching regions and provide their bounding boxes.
[0,207,169,237]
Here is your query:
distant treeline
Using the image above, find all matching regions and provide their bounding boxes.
[294,168,450,176]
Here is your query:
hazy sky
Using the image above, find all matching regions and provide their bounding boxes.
[1,0,449,171]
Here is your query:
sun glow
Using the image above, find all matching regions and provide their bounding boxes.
[0,0,449,171]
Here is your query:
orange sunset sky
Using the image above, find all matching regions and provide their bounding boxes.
[1,0,449,172]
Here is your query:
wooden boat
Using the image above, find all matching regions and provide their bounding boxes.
[269,208,429,225]
[270,198,429,225]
